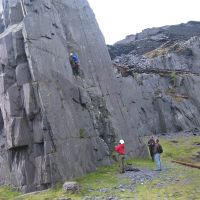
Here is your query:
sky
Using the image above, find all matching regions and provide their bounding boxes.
[87,0,200,44]
[0,0,199,44]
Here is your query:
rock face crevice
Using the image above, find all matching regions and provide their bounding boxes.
[0,0,146,192]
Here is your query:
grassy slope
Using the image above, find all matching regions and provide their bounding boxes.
[134,135,200,200]
[0,187,21,200]
[0,135,199,200]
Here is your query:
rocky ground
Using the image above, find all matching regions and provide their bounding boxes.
[79,164,192,200]
[80,169,164,200]
[78,132,200,200]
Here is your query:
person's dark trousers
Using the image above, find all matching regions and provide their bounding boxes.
[118,154,125,173]
[73,65,80,76]
[149,147,154,161]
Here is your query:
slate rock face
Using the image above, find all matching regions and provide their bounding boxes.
[109,22,200,136]
[0,0,147,192]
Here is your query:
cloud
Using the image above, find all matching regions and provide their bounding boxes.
[88,0,200,44]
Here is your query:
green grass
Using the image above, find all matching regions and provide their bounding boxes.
[143,135,200,163]
[145,43,186,58]
[76,165,132,198]
[0,186,21,200]
[160,135,200,164]
[126,158,155,169]
[0,135,200,199]
[12,165,133,200]
[135,160,200,200]
[137,135,200,199]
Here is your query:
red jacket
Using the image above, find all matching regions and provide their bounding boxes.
[115,143,125,155]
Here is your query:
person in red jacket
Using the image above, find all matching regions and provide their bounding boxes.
[115,139,125,173]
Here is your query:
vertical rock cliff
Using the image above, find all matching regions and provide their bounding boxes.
[0,0,146,192]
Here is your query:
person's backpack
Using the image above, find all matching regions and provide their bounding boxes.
[158,145,163,154]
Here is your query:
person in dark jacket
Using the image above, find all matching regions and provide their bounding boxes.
[115,139,125,173]
[147,136,155,161]
[153,139,163,171]
[69,52,80,76]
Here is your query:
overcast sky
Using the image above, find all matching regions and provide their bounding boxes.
[87,0,200,44]
[0,0,199,45]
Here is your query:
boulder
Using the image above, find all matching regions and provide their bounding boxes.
[63,182,79,193]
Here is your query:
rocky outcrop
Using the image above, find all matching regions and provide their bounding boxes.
[108,21,200,59]
[0,0,146,192]
[109,22,200,136]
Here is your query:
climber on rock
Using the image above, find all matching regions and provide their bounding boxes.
[69,52,80,76]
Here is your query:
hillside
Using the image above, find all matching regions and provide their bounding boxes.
[108,21,200,59]
[108,21,200,136]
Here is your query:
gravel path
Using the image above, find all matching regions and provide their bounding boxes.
[82,166,168,200]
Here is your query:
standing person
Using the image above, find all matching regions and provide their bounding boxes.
[115,139,125,173]
[147,136,155,161]
[153,139,163,171]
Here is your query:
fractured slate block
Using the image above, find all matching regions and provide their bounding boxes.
[16,62,31,85]
[4,33,17,67]
[7,117,30,149]
[23,83,39,119]
[6,83,23,117]
[9,1,23,25]
[12,30,27,64]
